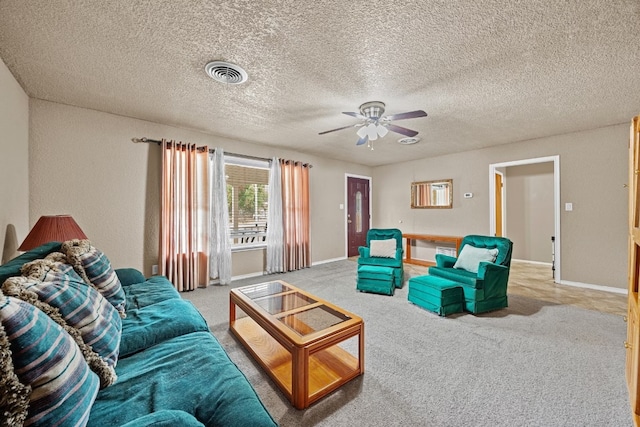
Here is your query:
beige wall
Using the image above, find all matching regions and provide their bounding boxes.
[373,124,628,290]
[28,100,371,276]
[505,162,554,263]
[8,84,631,290]
[0,59,29,263]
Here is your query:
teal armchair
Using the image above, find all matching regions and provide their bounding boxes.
[428,235,513,314]
[357,228,404,288]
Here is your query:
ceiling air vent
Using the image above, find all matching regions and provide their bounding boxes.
[204,61,248,85]
[398,137,421,145]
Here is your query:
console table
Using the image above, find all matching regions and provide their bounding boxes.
[402,234,463,267]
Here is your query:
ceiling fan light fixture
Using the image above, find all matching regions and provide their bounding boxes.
[367,123,378,140]
[318,101,428,148]
[359,101,386,119]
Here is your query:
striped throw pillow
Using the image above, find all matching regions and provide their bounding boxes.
[0,317,30,426]
[15,259,122,370]
[2,274,117,388]
[0,291,99,427]
[62,240,127,318]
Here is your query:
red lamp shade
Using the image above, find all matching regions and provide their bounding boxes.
[18,215,88,251]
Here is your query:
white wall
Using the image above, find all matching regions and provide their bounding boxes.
[0,58,29,263]
[373,124,628,290]
[29,100,371,276]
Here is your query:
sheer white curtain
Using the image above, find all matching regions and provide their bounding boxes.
[209,149,232,284]
[266,157,284,273]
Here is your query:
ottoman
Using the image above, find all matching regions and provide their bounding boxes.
[408,275,464,316]
[357,265,395,295]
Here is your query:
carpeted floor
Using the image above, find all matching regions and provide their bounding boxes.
[183,260,632,427]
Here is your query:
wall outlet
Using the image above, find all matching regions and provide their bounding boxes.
[565,202,573,211]
[151,264,159,275]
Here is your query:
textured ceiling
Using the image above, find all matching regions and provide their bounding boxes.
[1,1,639,166]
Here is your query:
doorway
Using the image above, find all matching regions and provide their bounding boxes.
[489,156,560,282]
[345,175,371,257]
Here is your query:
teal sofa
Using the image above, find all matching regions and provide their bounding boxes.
[0,242,277,427]
[427,235,513,314]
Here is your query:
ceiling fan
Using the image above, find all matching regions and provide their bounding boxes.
[319,101,428,147]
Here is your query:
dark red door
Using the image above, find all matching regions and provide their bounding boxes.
[347,177,370,257]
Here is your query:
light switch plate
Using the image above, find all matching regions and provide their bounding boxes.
[565,202,573,211]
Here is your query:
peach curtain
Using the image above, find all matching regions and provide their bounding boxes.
[281,159,311,271]
[418,185,431,207]
[160,139,210,291]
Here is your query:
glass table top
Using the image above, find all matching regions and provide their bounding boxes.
[280,305,350,335]
[239,281,352,336]
[240,281,291,299]
[254,292,315,315]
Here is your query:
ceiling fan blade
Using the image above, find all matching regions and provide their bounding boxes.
[356,135,369,146]
[343,111,367,120]
[386,123,419,137]
[384,110,428,121]
[318,123,359,135]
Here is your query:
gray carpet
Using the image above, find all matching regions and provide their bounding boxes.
[182,260,632,426]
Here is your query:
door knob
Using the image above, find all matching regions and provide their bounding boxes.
[625,341,632,349]
[347,220,352,224]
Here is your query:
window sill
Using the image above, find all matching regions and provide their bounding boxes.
[231,243,266,252]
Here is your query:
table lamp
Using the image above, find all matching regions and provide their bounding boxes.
[18,214,88,251]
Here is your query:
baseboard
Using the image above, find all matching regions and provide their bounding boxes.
[512,258,552,266]
[218,258,627,296]
[558,279,627,295]
[511,259,626,295]
[216,257,348,284]
[312,256,347,266]
[232,271,268,281]
[208,271,266,285]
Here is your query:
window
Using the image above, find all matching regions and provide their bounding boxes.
[225,155,270,248]
[355,190,363,233]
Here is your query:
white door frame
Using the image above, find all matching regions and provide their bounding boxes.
[495,169,506,237]
[489,155,560,283]
[345,173,372,258]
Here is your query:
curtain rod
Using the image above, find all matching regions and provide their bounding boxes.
[131,137,272,163]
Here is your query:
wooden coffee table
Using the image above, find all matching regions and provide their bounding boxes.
[229,280,364,409]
